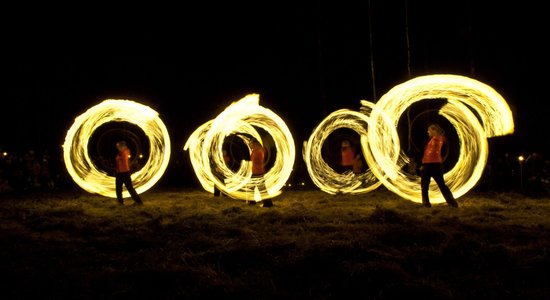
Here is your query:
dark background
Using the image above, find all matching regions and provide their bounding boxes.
[1,1,547,187]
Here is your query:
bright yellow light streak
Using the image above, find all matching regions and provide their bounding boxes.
[303,102,397,195]
[367,74,514,204]
[63,99,171,198]
[184,121,212,192]
[185,120,252,195]
[184,94,295,201]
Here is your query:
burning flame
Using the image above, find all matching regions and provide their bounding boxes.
[302,101,394,195]
[184,94,296,201]
[63,99,171,198]
[304,74,514,204]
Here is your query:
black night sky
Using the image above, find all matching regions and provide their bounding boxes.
[1,1,548,182]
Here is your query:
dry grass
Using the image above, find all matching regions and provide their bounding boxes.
[1,187,549,299]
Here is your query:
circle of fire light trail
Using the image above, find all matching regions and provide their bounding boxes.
[303,101,396,195]
[184,94,296,201]
[63,99,171,198]
[366,74,514,204]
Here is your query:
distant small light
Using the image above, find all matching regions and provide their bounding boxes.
[300,182,305,186]
[139,154,144,159]
[518,155,525,162]
[2,152,7,157]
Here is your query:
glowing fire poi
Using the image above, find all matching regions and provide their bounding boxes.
[304,74,514,204]
[63,99,171,198]
[184,94,295,201]
[302,101,395,195]
[368,74,514,203]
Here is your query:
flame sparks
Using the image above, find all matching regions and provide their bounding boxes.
[302,102,394,195]
[304,74,514,203]
[368,74,513,203]
[63,99,171,198]
[61,74,513,205]
[184,94,296,201]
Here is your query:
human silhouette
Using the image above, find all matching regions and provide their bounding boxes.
[115,141,143,205]
[339,139,363,174]
[247,139,272,207]
[420,124,458,208]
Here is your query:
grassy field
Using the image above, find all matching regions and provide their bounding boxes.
[1,187,549,299]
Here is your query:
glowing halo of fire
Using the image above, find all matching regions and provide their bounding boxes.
[63,99,171,198]
[184,119,260,197]
[184,120,218,193]
[184,94,295,201]
[303,102,396,195]
[367,74,514,204]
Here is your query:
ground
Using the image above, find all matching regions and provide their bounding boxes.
[0,187,549,299]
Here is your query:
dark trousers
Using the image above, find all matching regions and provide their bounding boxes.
[213,186,222,197]
[116,172,142,204]
[421,163,457,206]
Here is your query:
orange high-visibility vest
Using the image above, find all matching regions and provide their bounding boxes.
[116,148,131,173]
[422,135,444,163]
[251,146,265,175]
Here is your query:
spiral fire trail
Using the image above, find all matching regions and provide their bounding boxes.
[367,74,514,203]
[63,99,171,198]
[184,94,295,201]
